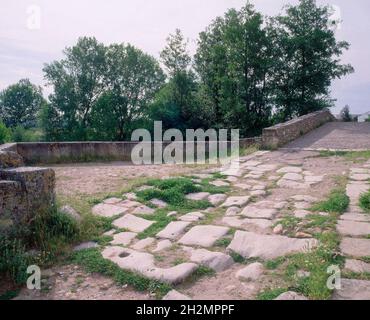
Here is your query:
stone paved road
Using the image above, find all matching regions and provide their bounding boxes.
[285,122,370,150]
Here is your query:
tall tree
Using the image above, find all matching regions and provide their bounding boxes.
[270,0,354,120]
[43,38,164,141]
[151,29,206,131]
[43,37,106,140]
[91,44,165,140]
[195,4,273,136]
[0,79,46,128]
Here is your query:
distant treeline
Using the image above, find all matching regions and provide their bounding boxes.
[0,1,353,143]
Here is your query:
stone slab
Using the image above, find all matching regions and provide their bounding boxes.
[227,231,318,260]
[156,221,190,240]
[179,225,229,247]
[113,214,154,233]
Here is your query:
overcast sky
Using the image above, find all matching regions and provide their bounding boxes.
[0,0,369,114]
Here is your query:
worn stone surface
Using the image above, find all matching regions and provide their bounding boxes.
[236,263,264,281]
[156,221,191,240]
[153,239,172,252]
[186,192,210,201]
[277,179,307,189]
[208,194,227,206]
[223,217,272,233]
[132,205,155,215]
[290,195,318,203]
[179,225,229,247]
[179,212,204,222]
[210,180,229,187]
[344,259,370,273]
[350,173,370,181]
[241,207,277,219]
[332,279,370,300]
[111,232,137,246]
[102,246,197,284]
[340,238,370,257]
[346,183,369,202]
[163,290,191,300]
[92,203,128,218]
[131,238,155,251]
[113,214,154,233]
[277,166,303,174]
[337,220,370,237]
[282,173,304,181]
[228,231,317,260]
[103,197,122,204]
[188,248,234,272]
[340,213,370,222]
[221,196,250,208]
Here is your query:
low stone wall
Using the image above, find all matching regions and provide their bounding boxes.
[262,109,335,149]
[15,138,262,165]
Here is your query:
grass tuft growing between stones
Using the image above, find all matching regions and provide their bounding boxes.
[359,190,370,213]
[256,288,287,300]
[70,248,171,298]
[310,189,349,214]
[137,210,176,240]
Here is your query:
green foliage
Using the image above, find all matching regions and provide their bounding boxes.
[0,208,80,285]
[257,288,287,300]
[43,37,165,141]
[10,126,42,142]
[0,121,11,144]
[0,290,20,300]
[340,105,352,122]
[0,236,30,284]
[310,189,349,213]
[0,79,46,129]
[70,248,171,297]
[195,3,273,137]
[359,191,370,213]
[137,177,211,209]
[270,0,353,120]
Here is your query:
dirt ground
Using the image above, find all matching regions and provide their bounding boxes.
[50,162,208,197]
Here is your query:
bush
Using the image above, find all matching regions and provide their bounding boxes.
[0,121,11,144]
[0,208,79,285]
[11,126,43,142]
[0,236,30,284]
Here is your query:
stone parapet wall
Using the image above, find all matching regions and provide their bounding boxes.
[262,109,335,149]
[0,166,55,231]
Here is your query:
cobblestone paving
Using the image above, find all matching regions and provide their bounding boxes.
[17,149,370,300]
[83,150,370,300]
